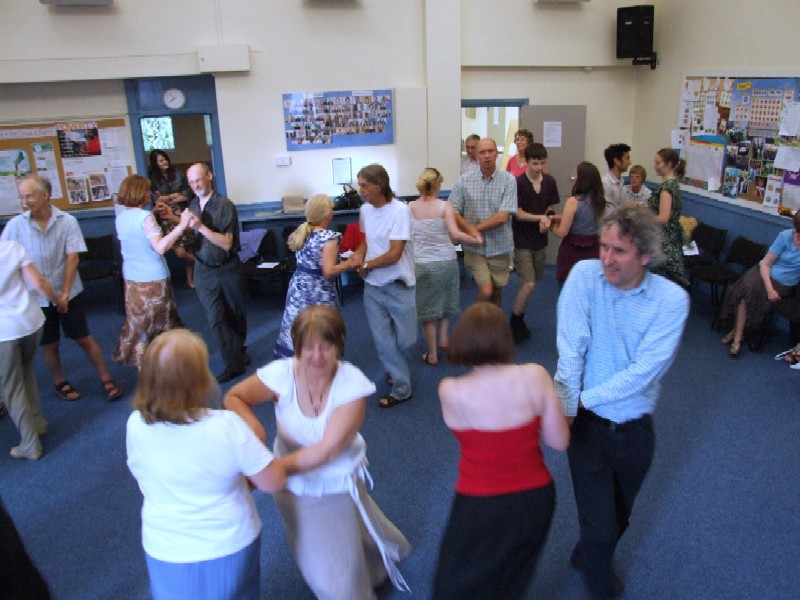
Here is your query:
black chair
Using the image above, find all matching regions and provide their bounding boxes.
[684,221,727,272]
[78,234,124,313]
[691,235,767,328]
[241,229,287,297]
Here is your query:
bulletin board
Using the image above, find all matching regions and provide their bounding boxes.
[675,76,800,215]
[0,118,135,216]
[282,89,394,151]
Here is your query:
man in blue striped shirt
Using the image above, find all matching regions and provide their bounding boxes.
[555,204,688,599]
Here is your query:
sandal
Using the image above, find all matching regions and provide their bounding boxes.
[378,393,412,409]
[10,446,43,461]
[729,341,742,358]
[720,331,735,345]
[421,352,439,367]
[54,381,82,401]
[102,379,123,401]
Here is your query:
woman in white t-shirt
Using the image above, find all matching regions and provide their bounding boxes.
[225,305,412,599]
[126,329,286,600]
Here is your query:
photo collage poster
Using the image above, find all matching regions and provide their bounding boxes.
[283,89,393,151]
[676,76,800,214]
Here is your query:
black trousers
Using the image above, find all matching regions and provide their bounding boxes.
[433,483,555,600]
[193,259,247,372]
[568,408,654,598]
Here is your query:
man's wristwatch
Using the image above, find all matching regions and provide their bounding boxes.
[363,261,370,273]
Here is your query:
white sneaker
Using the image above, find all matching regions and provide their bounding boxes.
[790,362,800,370]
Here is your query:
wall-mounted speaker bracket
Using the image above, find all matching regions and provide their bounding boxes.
[632,52,658,70]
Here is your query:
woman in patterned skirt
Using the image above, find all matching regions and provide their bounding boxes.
[113,174,189,368]
[649,148,690,287]
[273,195,361,358]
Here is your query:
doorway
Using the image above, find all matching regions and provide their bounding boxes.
[461,99,528,170]
[124,75,227,195]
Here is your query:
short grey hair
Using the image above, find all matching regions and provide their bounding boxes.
[600,203,665,267]
[19,174,51,197]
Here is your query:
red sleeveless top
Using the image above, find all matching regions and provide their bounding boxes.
[451,418,552,496]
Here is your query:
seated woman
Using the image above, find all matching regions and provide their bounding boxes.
[432,302,569,600]
[126,329,286,600]
[543,161,606,285]
[149,150,195,286]
[274,195,360,358]
[719,212,800,357]
[226,305,411,599]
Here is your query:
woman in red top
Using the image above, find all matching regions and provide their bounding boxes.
[433,302,569,599]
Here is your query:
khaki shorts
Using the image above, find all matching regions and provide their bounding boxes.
[513,248,546,283]
[463,251,511,287]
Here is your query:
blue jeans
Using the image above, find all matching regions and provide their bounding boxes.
[363,281,417,399]
[145,535,260,600]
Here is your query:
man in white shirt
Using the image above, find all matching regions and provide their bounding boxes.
[602,144,631,211]
[355,164,416,408]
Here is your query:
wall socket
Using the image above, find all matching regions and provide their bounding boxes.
[275,155,292,167]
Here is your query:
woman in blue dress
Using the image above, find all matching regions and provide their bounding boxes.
[274,195,361,357]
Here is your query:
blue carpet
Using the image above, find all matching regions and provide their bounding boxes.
[1,268,798,599]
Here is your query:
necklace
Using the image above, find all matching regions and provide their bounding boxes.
[303,367,327,416]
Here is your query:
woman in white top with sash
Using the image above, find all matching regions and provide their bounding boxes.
[225,305,411,600]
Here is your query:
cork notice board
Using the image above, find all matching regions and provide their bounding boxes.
[0,118,135,216]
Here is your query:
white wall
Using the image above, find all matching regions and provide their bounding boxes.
[2,0,799,204]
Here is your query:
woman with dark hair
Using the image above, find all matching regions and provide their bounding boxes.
[127,329,286,600]
[544,161,606,283]
[113,174,190,368]
[719,212,800,357]
[148,150,195,287]
[505,129,534,178]
[432,302,569,599]
[274,194,360,358]
[225,305,411,599]
[409,167,481,366]
[649,148,690,287]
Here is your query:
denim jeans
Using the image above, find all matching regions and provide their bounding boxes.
[363,281,417,399]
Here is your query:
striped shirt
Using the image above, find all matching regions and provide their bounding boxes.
[0,207,87,307]
[448,168,517,257]
[554,259,688,422]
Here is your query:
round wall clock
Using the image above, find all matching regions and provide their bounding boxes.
[163,88,187,109]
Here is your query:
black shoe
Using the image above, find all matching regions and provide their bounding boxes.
[216,367,245,384]
[571,546,624,598]
[510,314,531,343]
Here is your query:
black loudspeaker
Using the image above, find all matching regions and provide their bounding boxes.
[616,5,654,59]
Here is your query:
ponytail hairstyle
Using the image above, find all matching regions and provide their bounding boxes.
[287,194,334,251]
[416,167,443,196]
[657,148,686,179]
[572,161,606,219]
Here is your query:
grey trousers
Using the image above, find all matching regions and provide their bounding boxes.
[0,327,47,456]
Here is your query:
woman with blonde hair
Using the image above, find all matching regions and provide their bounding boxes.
[274,194,360,357]
[409,167,481,365]
[126,329,286,600]
[113,174,190,368]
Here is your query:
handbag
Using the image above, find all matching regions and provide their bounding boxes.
[334,184,363,211]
